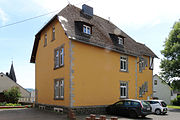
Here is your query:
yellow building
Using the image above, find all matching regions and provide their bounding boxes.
[30,4,157,113]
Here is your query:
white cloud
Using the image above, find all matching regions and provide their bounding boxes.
[31,0,180,29]
[0,8,8,25]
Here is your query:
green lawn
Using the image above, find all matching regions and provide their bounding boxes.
[168,105,180,109]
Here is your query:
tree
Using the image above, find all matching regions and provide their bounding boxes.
[160,20,180,83]
[172,80,180,91]
[3,87,21,103]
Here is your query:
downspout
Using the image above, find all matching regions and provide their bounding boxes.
[135,57,138,99]
[69,40,73,108]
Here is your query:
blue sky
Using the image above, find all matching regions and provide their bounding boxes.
[0,0,180,88]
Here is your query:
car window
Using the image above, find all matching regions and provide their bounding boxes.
[124,101,131,106]
[131,101,140,107]
[161,101,167,107]
[115,101,123,106]
[148,101,158,104]
[155,101,159,104]
[147,101,152,104]
[141,101,150,108]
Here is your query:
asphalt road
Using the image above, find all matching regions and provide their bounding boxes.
[0,108,180,120]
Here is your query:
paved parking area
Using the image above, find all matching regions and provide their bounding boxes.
[0,108,180,120]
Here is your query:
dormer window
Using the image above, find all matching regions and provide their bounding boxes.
[83,25,91,34]
[118,37,124,45]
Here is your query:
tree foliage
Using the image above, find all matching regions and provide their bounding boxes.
[172,80,180,91]
[3,87,21,103]
[160,21,180,82]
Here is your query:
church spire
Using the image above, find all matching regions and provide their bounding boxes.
[9,62,17,83]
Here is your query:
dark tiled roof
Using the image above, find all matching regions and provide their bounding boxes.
[30,4,157,63]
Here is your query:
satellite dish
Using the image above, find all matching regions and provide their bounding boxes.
[114,28,122,35]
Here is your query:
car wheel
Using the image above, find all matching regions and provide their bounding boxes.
[129,110,138,118]
[141,115,146,118]
[155,109,161,115]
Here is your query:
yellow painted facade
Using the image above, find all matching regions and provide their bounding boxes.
[34,19,153,108]
[71,41,153,106]
[35,19,70,106]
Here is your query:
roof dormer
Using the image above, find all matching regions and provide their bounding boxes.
[75,21,93,38]
[109,33,125,47]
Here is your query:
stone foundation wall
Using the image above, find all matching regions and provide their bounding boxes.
[35,103,107,115]
[72,106,107,115]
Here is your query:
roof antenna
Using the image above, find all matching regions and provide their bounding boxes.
[108,17,110,22]
[11,57,13,64]
[67,0,70,4]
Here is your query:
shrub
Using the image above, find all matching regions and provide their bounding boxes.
[0,102,21,106]
[0,102,7,106]
[172,95,180,106]
[3,87,21,103]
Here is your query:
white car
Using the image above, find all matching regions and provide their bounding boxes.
[146,100,168,115]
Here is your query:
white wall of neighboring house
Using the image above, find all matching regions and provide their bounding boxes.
[0,73,31,98]
[153,75,171,105]
[171,92,177,100]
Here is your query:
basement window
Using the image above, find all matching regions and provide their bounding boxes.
[83,25,91,34]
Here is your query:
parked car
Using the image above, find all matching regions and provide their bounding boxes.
[106,99,152,118]
[145,100,168,115]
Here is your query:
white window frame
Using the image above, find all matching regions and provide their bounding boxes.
[54,46,64,69]
[118,37,123,45]
[120,82,128,98]
[139,87,142,97]
[145,81,148,92]
[149,57,154,70]
[44,32,47,47]
[120,56,128,72]
[52,26,55,40]
[154,80,157,85]
[55,49,60,68]
[83,25,91,34]
[60,48,64,66]
[54,79,64,99]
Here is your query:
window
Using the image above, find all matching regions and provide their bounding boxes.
[54,79,64,99]
[83,25,91,34]
[120,82,128,98]
[149,57,154,70]
[139,57,148,72]
[124,101,131,106]
[142,84,145,95]
[154,80,157,85]
[145,82,148,92]
[54,46,64,69]
[52,26,55,40]
[131,101,140,107]
[118,37,123,45]
[120,56,128,72]
[60,48,64,66]
[139,87,142,97]
[115,101,123,106]
[44,32,47,47]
